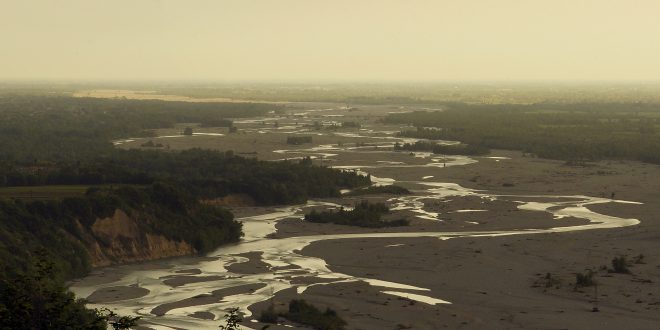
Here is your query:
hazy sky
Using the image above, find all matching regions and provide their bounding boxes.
[2,0,660,81]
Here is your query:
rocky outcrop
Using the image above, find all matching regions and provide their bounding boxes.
[83,209,196,267]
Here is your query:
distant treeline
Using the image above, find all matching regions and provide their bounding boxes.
[0,95,279,162]
[394,140,490,155]
[385,102,660,163]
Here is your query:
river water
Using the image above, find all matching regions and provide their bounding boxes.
[74,116,642,329]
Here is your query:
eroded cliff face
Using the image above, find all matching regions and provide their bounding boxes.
[82,209,196,267]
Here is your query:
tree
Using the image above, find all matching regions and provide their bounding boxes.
[0,251,107,329]
[219,307,242,330]
[97,309,141,330]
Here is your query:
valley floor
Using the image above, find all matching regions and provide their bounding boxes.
[71,101,660,329]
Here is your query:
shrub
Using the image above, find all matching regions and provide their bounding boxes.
[611,256,630,274]
[287,136,312,145]
[258,305,278,324]
[543,273,562,288]
[575,270,595,289]
[218,308,242,330]
[284,299,346,330]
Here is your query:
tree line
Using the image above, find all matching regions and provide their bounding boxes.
[385,102,660,163]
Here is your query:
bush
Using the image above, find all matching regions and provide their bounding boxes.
[287,136,313,145]
[285,299,346,330]
[611,256,630,274]
[258,305,278,324]
[543,273,562,288]
[0,251,138,330]
[575,270,595,289]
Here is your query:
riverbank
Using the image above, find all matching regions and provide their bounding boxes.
[69,101,660,329]
[274,151,660,329]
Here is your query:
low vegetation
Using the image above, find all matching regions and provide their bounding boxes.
[287,136,313,145]
[199,118,233,127]
[257,300,346,329]
[574,270,596,289]
[284,299,346,330]
[305,201,409,228]
[258,305,278,324]
[345,185,410,196]
[341,121,361,128]
[542,273,562,288]
[394,140,490,155]
[611,256,631,274]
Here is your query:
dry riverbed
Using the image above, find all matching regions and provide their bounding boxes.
[72,101,660,329]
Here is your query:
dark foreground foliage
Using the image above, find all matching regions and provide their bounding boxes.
[0,251,138,330]
[305,201,409,228]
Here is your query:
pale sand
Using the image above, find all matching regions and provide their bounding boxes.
[259,153,660,329]
[77,101,660,329]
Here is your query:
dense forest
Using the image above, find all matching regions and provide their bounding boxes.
[0,95,279,162]
[0,95,370,328]
[0,183,242,280]
[386,102,660,163]
[0,149,369,204]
